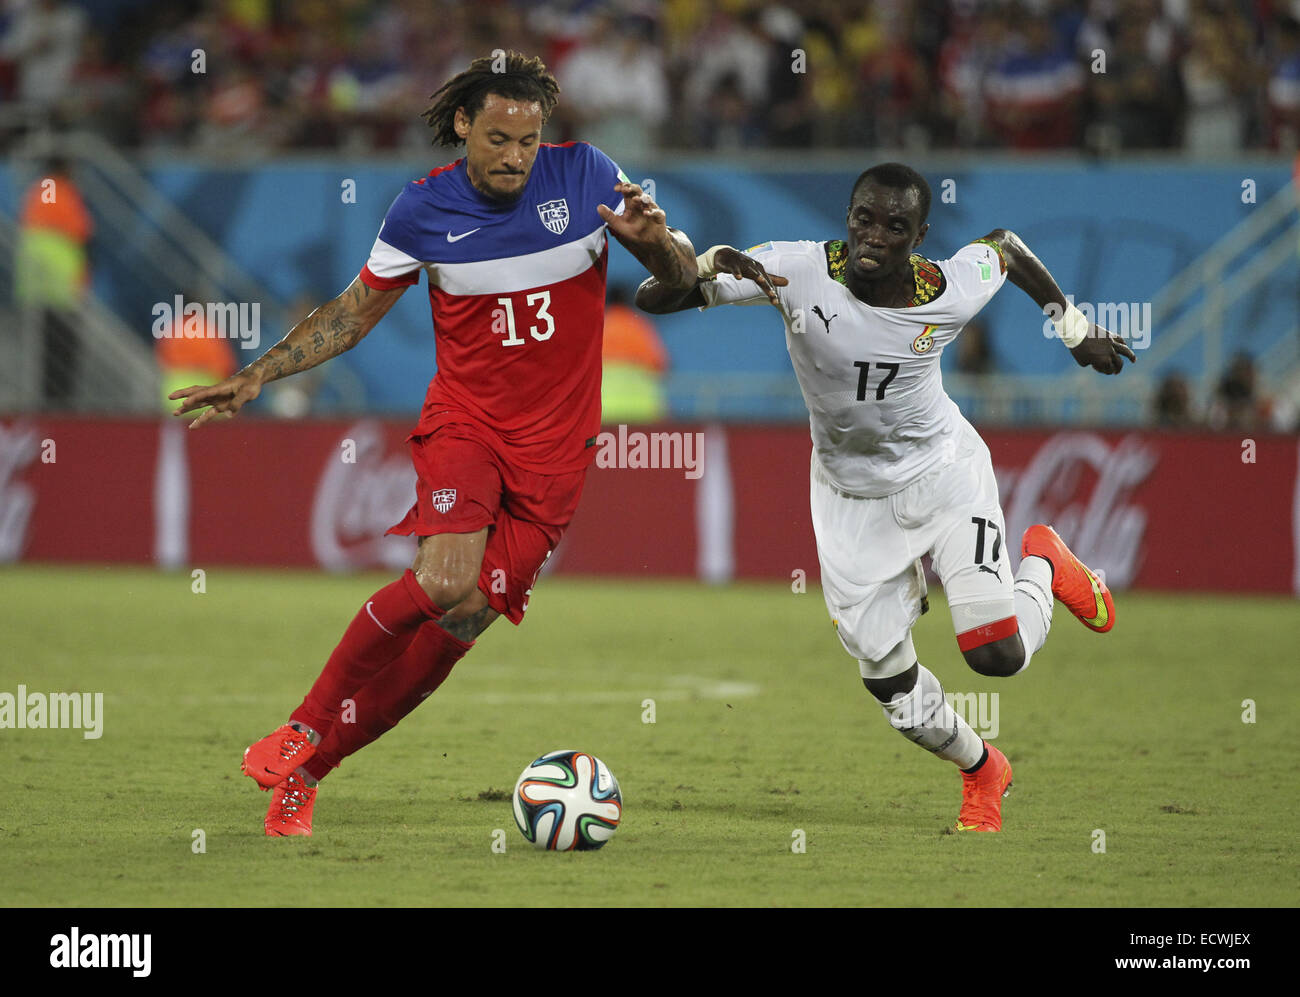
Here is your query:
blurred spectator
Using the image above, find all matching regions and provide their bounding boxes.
[699,69,764,149]
[936,7,1014,146]
[325,29,412,151]
[680,6,770,148]
[556,13,668,160]
[854,3,931,148]
[68,35,139,146]
[0,0,1291,155]
[794,7,863,146]
[197,63,268,151]
[1180,4,1254,155]
[278,20,349,149]
[135,7,209,148]
[14,156,92,409]
[602,284,669,424]
[756,5,813,148]
[1266,15,1300,151]
[1208,351,1266,430]
[1087,0,1183,150]
[1152,371,1196,427]
[984,12,1085,149]
[0,0,86,117]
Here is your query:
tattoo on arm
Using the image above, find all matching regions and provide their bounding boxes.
[645,241,694,288]
[622,228,697,290]
[242,292,370,384]
[658,230,698,288]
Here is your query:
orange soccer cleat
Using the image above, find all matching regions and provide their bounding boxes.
[264,771,316,837]
[1021,524,1115,633]
[242,723,317,790]
[955,743,1013,832]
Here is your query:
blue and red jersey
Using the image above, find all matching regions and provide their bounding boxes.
[360,142,626,473]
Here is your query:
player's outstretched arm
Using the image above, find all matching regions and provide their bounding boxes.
[981,228,1137,375]
[169,275,406,429]
[599,182,698,289]
[636,246,788,314]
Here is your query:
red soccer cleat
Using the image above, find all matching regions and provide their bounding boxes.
[242,723,317,790]
[264,772,316,837]
[1021,524,1115,633]
[955,743,1013,832]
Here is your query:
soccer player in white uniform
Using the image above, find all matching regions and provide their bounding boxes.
[637,163,1135,831]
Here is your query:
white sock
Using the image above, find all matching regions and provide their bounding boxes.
[1013,555,1054,673]
[878,663,984,769]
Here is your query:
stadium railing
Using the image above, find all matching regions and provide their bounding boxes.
[1142,180,1300,398]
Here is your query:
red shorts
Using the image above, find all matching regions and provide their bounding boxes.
[386,422,586,624]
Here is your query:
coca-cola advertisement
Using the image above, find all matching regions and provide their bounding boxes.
[1,417,1296,595]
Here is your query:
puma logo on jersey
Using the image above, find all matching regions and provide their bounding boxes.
[812,306,837,333]
[978,564,1002,581]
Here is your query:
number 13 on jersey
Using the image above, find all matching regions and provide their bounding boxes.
[493,291,555,347]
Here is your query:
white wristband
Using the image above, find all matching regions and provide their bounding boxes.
[1053,302,1090,348]
[697,245,734,279]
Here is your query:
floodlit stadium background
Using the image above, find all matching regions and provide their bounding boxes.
[1,0,1298,592]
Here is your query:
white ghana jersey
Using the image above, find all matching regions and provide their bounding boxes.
[699,238,1008,497]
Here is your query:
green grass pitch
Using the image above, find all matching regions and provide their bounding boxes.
[1,565,1297,907]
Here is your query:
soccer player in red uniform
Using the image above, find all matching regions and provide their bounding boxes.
[170,53,697,835]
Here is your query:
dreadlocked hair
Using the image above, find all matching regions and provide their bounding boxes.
[421,51,560,147]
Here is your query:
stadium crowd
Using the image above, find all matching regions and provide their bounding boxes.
[2,0,1299,155]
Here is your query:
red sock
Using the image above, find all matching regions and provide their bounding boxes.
[290,570,443,738]
[302,620,473,780]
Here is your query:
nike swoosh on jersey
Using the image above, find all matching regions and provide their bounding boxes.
[446,228,481,242]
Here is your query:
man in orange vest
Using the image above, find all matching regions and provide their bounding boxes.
[15,156,93,408]
[601,283,669,422]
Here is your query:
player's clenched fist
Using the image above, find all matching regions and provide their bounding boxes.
[169,373,263,429]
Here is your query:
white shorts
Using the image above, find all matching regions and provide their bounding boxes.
[812,424,1014,664]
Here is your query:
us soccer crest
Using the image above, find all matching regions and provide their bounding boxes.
[431,488,457,514]
[536,199,569,235]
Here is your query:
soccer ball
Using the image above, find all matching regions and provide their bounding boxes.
[512,749,622,851]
